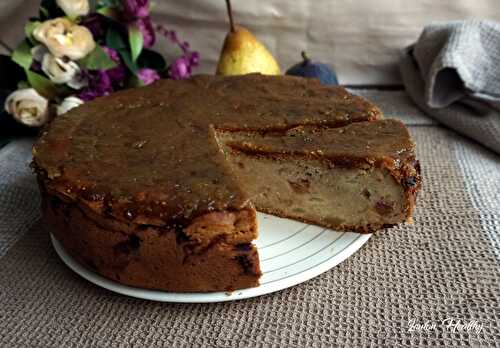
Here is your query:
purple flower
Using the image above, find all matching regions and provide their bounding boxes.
[102,47,120,63]
[136,17,155,48]
[168,51,200,80]
[122,0,150,20]
[137,68,160,85]
[190,51,200,66]
[78,47,127,101]
[102,47,127,89]
[78,91,99,102]
[169,57,189,80]
[78,70,113,101]
[155,24,200,79]
[81,14,108,40]
[107,66,127,89]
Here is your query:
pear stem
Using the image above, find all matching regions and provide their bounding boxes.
[225,0,236,33]
[301,51,310,63]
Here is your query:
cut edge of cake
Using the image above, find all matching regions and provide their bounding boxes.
[41,185,261,292]
[215,119,421,233]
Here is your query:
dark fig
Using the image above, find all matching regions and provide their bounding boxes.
[286,51,338,85]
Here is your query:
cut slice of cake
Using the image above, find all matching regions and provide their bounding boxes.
[217,119,420,233]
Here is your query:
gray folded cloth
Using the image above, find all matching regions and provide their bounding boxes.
[400,20,500,154]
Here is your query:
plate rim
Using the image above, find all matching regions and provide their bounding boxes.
[50,231,371,303]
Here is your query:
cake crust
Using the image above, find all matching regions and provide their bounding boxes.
[32,74,420,292]
[42,188,260,292]
[33,74,381,228]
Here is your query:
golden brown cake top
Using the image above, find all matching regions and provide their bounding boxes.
[222,119,415,168]
[32,74,382,227]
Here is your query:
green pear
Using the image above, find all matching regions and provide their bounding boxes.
[216,0,281,76]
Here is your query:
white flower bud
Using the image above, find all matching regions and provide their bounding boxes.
[57,96,84,116]
[56,0,90,18]
[4,89,50,127]
[42,53,81,85]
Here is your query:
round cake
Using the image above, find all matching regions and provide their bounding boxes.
[33,74,420,292]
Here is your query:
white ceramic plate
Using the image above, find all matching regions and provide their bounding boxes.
[51,213,371,303]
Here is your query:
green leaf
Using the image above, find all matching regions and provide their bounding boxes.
[26,70,57,99]
[138,49,167,71]
[106,27,140,73]
[118,49,138,73]
[12,40,33,70]
[39,6,49,20]
[79,45,117,70]
[128,24,144,62]
[25,21,40,45]
[128,75,144,88]
[97,7,120,20]
[17,81,30,89]
[106,27,127,50]
[97,0,121,8]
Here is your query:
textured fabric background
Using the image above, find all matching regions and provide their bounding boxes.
[409,20,500,108]
[401,52,500,155]
[1,1,500,84]
[400,20,500,155]
[0,90,499,347]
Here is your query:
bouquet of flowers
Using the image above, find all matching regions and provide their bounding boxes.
[1,0,199,130]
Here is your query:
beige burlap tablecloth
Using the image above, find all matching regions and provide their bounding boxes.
[0,90,499,347]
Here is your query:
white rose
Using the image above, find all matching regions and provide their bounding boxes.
[4,89,50,127]
[42,53,83,88]
[56,0,90,17]
[57,96,84,116]
[33,18,96,60]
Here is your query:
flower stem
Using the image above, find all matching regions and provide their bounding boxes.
[0,40,13,54]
